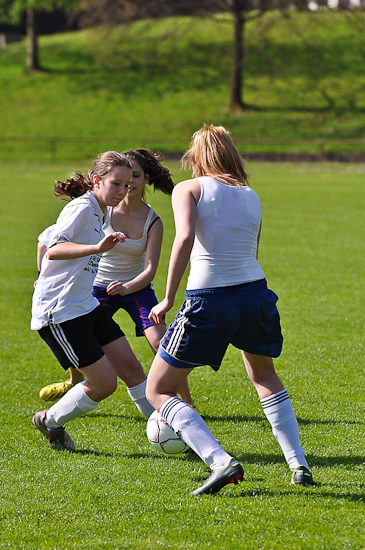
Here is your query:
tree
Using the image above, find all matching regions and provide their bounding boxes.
[216,0,273,111]
[69,0,365,112]
[76,0,270,111]
[0,0,77,70]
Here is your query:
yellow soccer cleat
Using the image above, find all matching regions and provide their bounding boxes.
[39,379,74,401]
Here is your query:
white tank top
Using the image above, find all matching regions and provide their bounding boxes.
[94,205,155,286]
[186,177,265,290]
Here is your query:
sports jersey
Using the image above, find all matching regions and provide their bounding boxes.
[186,177,265,290]
[31,192,104,330]
[94,205,155,286]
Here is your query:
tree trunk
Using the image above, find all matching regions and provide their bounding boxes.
[230,6,245,111]
[26,8,40,71]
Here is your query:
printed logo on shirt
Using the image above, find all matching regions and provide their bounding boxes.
[94,213,103,237]
[84,254,102,274]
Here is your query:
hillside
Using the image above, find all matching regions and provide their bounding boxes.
[0,11,364,161]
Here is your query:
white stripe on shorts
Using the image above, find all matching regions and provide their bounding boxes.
[165,299,191,357]
[50,323,79,368]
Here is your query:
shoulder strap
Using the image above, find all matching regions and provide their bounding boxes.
[147,216,161,233]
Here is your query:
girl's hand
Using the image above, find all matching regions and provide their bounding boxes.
[106,280,127,296]
[47,234,125,260]
[149,298,173,325]
[97,232,126,253]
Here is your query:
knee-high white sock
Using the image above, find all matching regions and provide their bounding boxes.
[160,396,232,469]
[261,389,308,470]
[127,380,154,418]
[45,381,99,428]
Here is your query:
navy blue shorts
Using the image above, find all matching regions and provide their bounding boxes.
[38,305,125,370]
[158,279,283,371]
[92,284,159,337]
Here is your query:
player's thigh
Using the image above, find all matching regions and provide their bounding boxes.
[102,336,146,388]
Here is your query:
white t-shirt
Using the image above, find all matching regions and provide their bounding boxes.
[31,192,104,330]
[186,177,265,290]
[94,205,155,286]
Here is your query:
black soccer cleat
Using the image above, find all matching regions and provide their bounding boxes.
[291,465,314,486]
[192,458,244,496]
[32,410,75,452]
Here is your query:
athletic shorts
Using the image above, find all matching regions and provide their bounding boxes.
[158,279,283,371]
[38,305,125,370]
[92,284,159,336]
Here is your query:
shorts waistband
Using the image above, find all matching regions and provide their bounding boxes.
[185,279,267,298]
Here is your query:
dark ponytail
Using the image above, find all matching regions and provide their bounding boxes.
[125,148,174,195]
[54,172,93,200]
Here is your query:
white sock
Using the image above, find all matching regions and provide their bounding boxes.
[45,381,99,428]
[127,379,154,418]
[261,389,308,470]
[160,396,232,469]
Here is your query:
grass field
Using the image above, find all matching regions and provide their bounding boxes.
[0,10,365,161]
[0,160,364,549]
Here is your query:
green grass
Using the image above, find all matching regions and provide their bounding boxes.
[0,161,364,549]
[0,11,365,162]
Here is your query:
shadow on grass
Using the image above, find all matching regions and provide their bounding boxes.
[37,62,365,115]
[73,448,125,458]
[296,416,363,426]
[73,448,195,461]
[36,20,365,117]
[71,447,364,502]
[225,486,364,502]
[203,413,363,426]
[234,452,365,469]
[85,411,147,422]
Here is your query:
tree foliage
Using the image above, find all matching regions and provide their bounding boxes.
[0,0,78,69]
[0,0,75,23]
[75,0,220,27]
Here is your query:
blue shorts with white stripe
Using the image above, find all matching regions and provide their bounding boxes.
[158,279,283,371]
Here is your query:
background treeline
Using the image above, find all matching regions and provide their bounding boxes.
[0,3,364,162]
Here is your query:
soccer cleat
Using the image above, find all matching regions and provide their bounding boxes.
[192,458,244,496]
[32,410,75,452]
[39,379,74,401]
[291,465,314,486]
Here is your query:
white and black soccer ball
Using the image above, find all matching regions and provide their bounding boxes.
[146,409,190,454]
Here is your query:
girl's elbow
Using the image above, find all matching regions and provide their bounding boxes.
[47,248,59,260]
[145,267,157,284]
[179,234,195,248]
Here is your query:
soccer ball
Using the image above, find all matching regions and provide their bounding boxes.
[146,410,190,454]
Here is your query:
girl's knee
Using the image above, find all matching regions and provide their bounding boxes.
[145,378,159,408]
[89,376,117,401]
[145,381,154,405]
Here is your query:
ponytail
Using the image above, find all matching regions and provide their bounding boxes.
[125,148,174,195]
[54,171,93,200]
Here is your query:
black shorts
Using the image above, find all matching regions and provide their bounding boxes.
[38,305,125,370]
